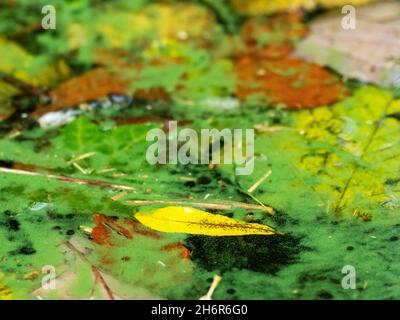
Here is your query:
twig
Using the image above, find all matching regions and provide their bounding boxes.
[199,275,222,300]
[68,152,97,164]
[68,152,97,175]
[0,167,136,191]
[126,199,274,214]
[72,162,89,175]
[247,170,272,193]
[0,166,274,213]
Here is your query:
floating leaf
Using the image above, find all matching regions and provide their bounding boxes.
[135,206,276,236]
[231,0,377,15]
[235,55,348,108]
[235,13,347,108]
[89,214,193,291]
[0,281,12,300]
[32,68,129,117]
[32,238,165,300]
[296,1,400,88]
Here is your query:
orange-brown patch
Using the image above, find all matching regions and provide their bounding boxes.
[235,55,348,109]
[32,69,130,117]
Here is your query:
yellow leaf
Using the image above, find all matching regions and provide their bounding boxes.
[93,3,219,49]
[0,37,70,87]
[0,273,12,300]
[0,284,12,300]
[134,206,275,236]
[231,0,376,15]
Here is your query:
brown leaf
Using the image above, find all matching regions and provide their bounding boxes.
[235,55,348,108]
[32,238,164,300]
[91,214,191,259]
[32,68,129,117]
[89,214,192,290]
[234,12,348,108]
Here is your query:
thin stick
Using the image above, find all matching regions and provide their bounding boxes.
[247,170,272,193]
[68,152,97,164]
[0,167,136,191]
[72,162,88,175]
[126,199,274,214]
[0,166,274,213]
[199,275,222,300]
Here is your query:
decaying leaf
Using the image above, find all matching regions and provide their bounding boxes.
[32,238,164,300]
[32,68,130,118]
[235,12,348,108]
[235,55,348,108]
[296,1,400,88]
[90,214,193,290]
[135,206,276,236]
[91,214,190,260]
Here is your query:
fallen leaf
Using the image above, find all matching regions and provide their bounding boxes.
[32,239,164,300]
[0,283,12,300]
[90,214,192,290]
[92,214,190,258]
[135,206,276,236]
[235,54,348,108]
[231,0,377,15]
[235,12,347,108]
[32,68,130,117]
[295,1,400,88]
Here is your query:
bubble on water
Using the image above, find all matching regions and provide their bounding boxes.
[29,202,50,211]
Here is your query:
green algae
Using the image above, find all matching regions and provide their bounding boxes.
[0,0,399,300]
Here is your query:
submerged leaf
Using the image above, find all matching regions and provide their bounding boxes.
[135,206,276,236]
[89,214,193,291]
